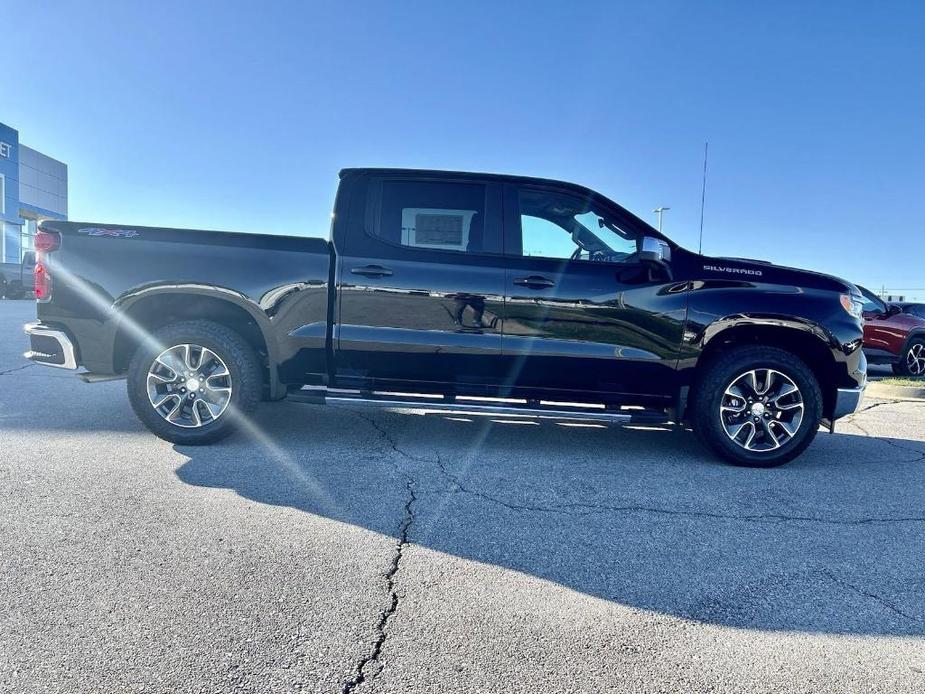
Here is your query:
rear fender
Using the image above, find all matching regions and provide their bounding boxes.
[112,284,286,399]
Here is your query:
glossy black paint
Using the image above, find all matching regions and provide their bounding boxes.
[36,222,332,397]
[34,167,865,418]
[333,174,507,389]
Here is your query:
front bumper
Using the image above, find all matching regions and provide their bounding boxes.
[24,322,78,370]
[831,386,865,420]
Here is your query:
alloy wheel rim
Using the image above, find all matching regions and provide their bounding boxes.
[907,343,925,376]
[146,344,232,428]
[719,368,804,452]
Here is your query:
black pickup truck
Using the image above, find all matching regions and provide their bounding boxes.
[1,251,36,299]
[24,168,867,466]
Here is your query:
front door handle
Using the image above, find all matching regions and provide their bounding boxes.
[350,264,393,278]
[513,275,555,289]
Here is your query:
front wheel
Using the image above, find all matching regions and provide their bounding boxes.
[892,338,925,377]
[691,346,823,467]
[127,320,263,445]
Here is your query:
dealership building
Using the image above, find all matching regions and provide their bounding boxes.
[0,122,68,264]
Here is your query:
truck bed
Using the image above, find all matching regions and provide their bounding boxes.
[36,220,333,387]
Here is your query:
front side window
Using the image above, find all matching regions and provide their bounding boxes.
[517,188,639,262]
[373,180,489,253]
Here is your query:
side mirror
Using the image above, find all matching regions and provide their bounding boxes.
[639,236,672,264]
[887,304,902,316]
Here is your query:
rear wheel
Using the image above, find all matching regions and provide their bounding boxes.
[127,320,262,445]
[892,338,925,377]
[691,346,823,467]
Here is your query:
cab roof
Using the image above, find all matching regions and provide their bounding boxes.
[339,167,662,239]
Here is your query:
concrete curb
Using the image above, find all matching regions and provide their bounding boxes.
[866,381,925,401]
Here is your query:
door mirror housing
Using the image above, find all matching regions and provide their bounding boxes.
[639,236,671,264]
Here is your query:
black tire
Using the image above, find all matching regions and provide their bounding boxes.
[127,320,262,445]
[691,346,823,467]
[891,337,925,378]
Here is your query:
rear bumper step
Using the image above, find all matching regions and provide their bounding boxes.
[287,387,670,424]
[23,322,78,370]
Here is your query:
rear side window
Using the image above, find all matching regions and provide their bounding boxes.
[372,180,494,254]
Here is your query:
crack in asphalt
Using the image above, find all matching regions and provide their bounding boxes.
[844,399,902,419]
[849,416,925,460]
[426,477,925,525]
[821,569,921,623]
[342,415,418,693]
[428,443,925,526]
[0,363,34,376]
[344,407,925,689]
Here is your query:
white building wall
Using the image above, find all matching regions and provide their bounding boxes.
[19,145,67,217]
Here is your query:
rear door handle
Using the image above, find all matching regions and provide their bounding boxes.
[350,264,393,278]
[513,275,555,289]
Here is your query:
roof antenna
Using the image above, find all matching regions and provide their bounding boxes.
[698,141,709,254]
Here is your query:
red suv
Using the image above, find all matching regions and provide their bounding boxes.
[859,286,925,376]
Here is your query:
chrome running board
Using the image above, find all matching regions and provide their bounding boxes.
[288,388,669,424]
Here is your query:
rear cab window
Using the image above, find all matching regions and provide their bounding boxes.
[364,178,502,256]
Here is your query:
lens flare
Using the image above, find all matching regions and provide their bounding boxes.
[49,258,339,515]
[48,258,166,358]
[225,402,339,515]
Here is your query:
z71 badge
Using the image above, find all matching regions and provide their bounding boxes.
[77,227,140,239]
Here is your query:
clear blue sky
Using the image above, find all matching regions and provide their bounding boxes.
[5,1,923,295]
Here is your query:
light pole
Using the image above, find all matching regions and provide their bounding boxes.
[653,207,670,233]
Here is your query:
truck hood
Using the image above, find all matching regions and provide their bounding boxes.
[697,252,859,295]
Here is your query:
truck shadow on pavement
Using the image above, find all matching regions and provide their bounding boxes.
[173,401,925,638]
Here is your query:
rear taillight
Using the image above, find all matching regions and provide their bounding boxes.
[33,230,60,302]
[34,263,51,301]
[34,230,61,253]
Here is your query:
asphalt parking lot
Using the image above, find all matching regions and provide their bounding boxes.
[1,299,923,693]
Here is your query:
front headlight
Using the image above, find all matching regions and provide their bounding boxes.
[840,293,864,319]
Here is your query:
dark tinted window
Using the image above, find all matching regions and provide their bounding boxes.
[373,180,493,254]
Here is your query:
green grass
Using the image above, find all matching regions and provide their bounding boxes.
[878,376,925,387]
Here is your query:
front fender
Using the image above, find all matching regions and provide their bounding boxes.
[679,284,866,417]
[700,313,838,351]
